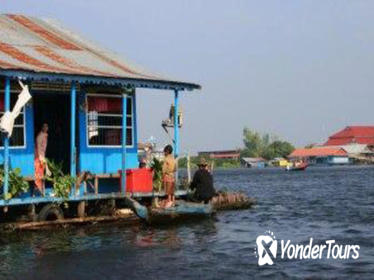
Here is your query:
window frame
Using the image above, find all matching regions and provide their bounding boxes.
[85,93,134,149]
[0,92,27,149]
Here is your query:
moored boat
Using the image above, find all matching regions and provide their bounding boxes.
[148,201,213,224]
[286,162,308,171]
[125,197,213,224]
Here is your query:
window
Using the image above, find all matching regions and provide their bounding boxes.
[0,93,25,147]
[86,94,133,147]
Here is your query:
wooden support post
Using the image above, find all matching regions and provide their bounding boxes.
[3,77,10,200]
[174,90,179,157]
[174,90,179,188]
[109,199,116,214]
[28,204,36,221]
[187,153,191,183]
[121,93,127,194]
[77,201,85,218]
[94,176,99,195]
[70,82,77,196]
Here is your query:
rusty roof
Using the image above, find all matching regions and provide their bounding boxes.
[0,14,200,91]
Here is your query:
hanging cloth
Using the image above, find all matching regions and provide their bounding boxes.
[0,80,32,137]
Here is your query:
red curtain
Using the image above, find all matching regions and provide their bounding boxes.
[88,97,121,113]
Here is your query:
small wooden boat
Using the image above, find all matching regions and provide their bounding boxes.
[147,201,213,224]
[286,163,308,171]
[124,197,213,224]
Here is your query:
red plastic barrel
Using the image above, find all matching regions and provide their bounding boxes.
[119,168,153,193]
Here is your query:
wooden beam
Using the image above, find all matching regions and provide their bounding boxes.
[94,176,98,195]
[8,212,138,230]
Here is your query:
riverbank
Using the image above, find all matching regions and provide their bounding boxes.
[179,156,374,171]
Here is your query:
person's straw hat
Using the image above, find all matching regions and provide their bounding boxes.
[198,158,208,166]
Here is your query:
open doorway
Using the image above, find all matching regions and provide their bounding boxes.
[33,93,71,173]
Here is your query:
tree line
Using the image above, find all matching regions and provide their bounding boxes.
[240,127,295,160]
[178,127,295,169]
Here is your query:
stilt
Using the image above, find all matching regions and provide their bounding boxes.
[94,176,99,195]
[77,201,85,218]
[152,197,160,208]
[28,204,36,221]
[187,153,191,183]
[109,199,116,209]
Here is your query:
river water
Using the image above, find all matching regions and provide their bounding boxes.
[0,166,373,279]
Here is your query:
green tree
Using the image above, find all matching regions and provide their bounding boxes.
[263,140,295,159]
[242,127,263,157]
[241,127,295,160]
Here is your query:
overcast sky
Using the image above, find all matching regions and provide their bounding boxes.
[3,0,374,153]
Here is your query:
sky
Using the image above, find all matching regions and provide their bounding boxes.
[2,0,374,154]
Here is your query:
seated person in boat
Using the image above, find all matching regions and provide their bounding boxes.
[162,145,176,208]
[189,158,216,203]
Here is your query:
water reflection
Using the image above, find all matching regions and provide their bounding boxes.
[0,167,373,279]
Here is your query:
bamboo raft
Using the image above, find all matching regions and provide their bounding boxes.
[212,192,256,210]
[5,211,138,231]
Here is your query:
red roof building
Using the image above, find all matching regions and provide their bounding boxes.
[289,147,347,158]
[325,126,374,146]
[198,150,240,159]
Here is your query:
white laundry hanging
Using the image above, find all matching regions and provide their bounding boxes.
[0,80,32,137]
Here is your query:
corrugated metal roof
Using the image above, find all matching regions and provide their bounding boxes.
[241,157,266,163]
[0,14,200,90]
[289,147,347,158]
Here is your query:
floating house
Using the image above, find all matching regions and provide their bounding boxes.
[288,147,350,165]
[271,157,290,167]
[241,157,266,168]
[0,14,200,217]
[324,126,374,163]
[333,144,374,163]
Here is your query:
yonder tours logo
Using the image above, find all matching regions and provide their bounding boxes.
[255,231,278,266]
[255,231,360,266]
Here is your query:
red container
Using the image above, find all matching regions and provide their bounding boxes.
[119,168,153,193]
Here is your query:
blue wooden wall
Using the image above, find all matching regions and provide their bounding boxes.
[0,101,34,177]
[0,90,139,178]
[78,91,139,174]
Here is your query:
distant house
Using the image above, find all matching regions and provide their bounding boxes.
[338,144,374,161]
[241,157,266,168]
[324,126,374,163]
[271,157,290,167]
[289,147,350,165]
[325,126,374,146]
[198,150,240,160]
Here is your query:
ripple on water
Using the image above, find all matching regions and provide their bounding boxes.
[1,166,374,279]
